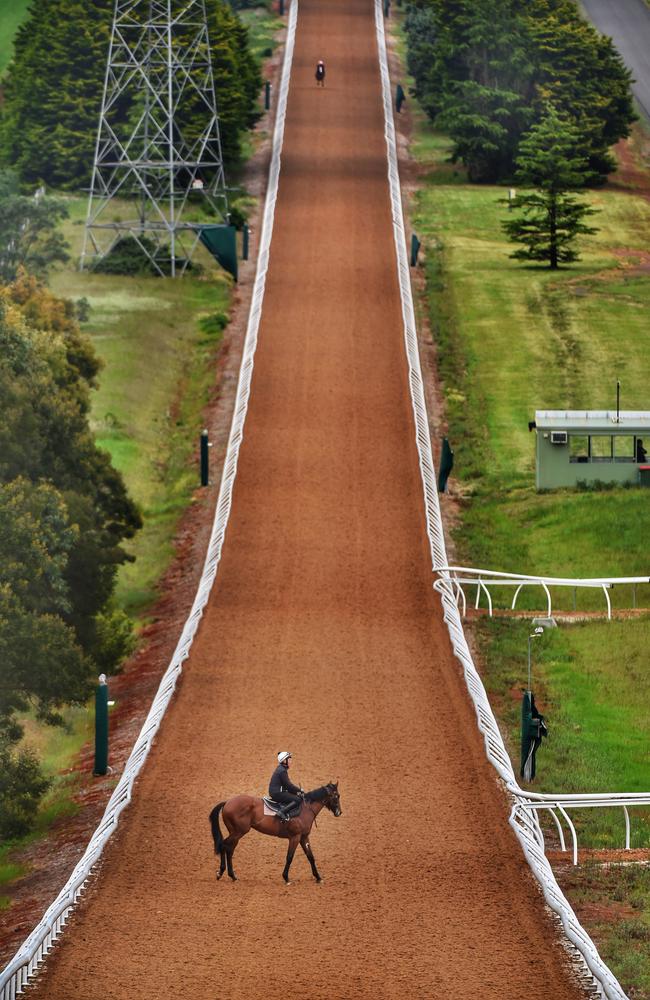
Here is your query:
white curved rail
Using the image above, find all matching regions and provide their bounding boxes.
[374,3,628,997]
[514,791,650,866]
[0,4,299,997]
[433,565,650,620]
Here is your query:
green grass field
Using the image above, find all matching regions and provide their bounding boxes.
[412,151,650,820]
[0,0,29,75]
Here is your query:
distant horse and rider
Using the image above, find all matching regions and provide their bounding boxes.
[209,751,342,883]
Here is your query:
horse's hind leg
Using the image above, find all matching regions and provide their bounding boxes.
[216,849,227,881]
[300,835,322,882]
[224,835,241,881]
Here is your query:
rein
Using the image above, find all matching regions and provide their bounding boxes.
[306,796,319,828]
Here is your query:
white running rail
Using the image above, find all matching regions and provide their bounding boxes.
[433,565,650,620]
[0,4,299,997]
[374,3,628,997]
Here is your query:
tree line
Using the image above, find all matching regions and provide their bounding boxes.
[0,0,261,189]
[405,0,635,185]
[0,172,142,838]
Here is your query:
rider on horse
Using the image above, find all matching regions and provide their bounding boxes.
[269,751,302,822]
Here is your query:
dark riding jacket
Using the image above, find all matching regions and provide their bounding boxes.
[269,763,301,799]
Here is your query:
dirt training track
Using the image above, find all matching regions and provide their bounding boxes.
[30,0,588,997]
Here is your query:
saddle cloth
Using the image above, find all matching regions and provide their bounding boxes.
[262,796,301,818]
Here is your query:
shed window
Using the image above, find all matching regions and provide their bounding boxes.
[569,435,588,463]
[614,436,635,462]
[590,436,612,462]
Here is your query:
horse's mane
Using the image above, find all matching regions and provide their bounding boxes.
[304,784,331,803]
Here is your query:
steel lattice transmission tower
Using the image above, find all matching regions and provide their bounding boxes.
[82,0,228,276]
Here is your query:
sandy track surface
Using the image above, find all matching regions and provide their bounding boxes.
[29,0,588,997]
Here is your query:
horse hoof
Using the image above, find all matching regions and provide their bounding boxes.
[216,873,223,881]
[229,876,238,882]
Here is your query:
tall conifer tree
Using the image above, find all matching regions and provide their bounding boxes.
[502,106,598,268]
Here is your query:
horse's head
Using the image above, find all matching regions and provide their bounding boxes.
[324,782,342,817]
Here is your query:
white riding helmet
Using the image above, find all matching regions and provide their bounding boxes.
[277,751,292,764]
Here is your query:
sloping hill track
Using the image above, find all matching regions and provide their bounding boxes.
[26,0,589,996]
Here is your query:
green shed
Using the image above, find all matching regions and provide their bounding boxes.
[532,410,650,490]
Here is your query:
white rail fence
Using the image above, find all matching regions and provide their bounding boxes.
[513,792,650,867]
[433,565,650,620]
[374,3,629,997]
[0,4,299,997]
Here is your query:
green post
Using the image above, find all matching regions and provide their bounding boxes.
[265,81,271,111]
[200,428,209,486]
[94,674,109,776]
[243,224,249,262]
[410,233,421,266]
[437,437,454,493]
[279,0,284,13]
[520,690,547,782]
[383,0,390,15]
[396,83,405,113]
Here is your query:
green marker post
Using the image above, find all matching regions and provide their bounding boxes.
[94,674,109,776]
[200,429,210,486]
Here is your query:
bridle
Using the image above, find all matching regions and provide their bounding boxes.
[304,785,340,826]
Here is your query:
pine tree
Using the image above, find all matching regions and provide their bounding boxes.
[525,0,636,181]
[502,106,598,268]
[0,0,261,188]
[0,0,113,188]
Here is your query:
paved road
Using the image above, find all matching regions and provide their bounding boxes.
[581,0,650,120]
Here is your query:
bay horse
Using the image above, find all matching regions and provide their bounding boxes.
[209,783,341,883]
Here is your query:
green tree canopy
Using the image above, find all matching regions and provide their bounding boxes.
[0,0,261,188]
[0,273,142,661]
[404,0,635,183]
[0,273,141,838]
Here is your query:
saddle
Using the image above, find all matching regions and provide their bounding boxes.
[263,797,302,819]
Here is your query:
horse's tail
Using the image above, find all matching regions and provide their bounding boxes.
[209,802,226,854]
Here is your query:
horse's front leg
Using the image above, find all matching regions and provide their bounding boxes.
[300,835,322,882]
[282,835,300,883]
